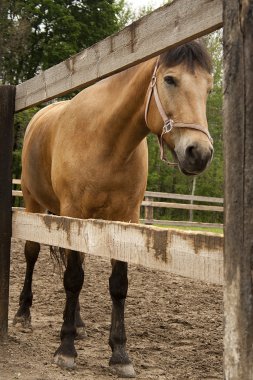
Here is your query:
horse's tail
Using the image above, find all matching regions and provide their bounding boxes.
[47,211,67,276]
[49,246,67,276]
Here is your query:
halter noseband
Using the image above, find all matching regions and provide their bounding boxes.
[145,59,213,166]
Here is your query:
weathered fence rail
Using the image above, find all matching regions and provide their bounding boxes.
[12,208,223,285]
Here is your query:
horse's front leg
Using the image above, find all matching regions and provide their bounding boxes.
[109,260,136,378]
[54,249,84,369]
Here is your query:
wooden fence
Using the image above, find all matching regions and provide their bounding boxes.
[12,180,224,228]
[142,191,223,228]
[1,0,253,378]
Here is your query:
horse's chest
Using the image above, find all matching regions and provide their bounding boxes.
[82,190,141,221]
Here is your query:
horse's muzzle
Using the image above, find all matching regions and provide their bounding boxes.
[177,142,213,175]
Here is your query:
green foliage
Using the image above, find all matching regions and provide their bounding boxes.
[0,0,30,84]
[13,108,39,179]
[192,32,223,222]
[1,0,129,84]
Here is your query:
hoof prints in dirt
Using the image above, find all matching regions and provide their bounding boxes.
[0,238,223,380]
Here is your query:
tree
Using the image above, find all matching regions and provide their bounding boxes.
[1,0,130,84]
[0,0,30,83]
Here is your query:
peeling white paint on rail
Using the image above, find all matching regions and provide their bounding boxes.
[12,209,223,285]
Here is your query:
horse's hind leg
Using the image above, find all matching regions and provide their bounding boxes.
[58,248,86,338]
[13,196,45,328]
[54,249,84,369]
[13,241,40,328]
[109,260,136,378]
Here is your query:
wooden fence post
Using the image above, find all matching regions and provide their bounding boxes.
[144,197,154,225]
[189,177,196,222]
[223,0,253,379]
[0,85,16,339]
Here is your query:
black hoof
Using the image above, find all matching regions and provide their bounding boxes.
[54,342,77,369]
[54,353,76,369]
[109,348,135,378]
[110,363,136,378]
[13,313,32,329]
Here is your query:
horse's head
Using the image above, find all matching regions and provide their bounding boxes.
[145,41,213,175]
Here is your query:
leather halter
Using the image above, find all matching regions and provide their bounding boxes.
[145,59,213,166]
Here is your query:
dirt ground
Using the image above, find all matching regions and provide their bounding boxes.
[0,238,223,380]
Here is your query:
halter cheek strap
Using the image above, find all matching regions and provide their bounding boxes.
[145,59,213,166]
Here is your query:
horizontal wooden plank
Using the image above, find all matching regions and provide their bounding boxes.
[12,179,21,185]
[12,208,223,284]
[15,0,223,111]
[144,191,224,204]
[142,201,224,212]
[141,219,223,229]
[12,190,22,197]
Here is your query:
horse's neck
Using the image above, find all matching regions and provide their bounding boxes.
[105,59,156,160]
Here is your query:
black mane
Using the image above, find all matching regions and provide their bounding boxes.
[160,40,212,73]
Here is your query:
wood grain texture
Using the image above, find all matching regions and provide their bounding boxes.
[15,0,222,112]
[223,0,253,378]
[12,209,223,285]
[0,85,16,339]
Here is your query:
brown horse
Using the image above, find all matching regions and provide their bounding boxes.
[14,41,213,378]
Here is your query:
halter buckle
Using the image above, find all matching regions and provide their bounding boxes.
[151,75,156,88]
[162,119,174,135]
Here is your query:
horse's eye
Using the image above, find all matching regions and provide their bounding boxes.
[164,76,177,86]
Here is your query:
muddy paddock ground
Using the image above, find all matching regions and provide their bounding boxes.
[0,238,223,380]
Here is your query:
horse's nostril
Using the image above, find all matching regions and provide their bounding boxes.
[185,143,212,171]
[186,145,198,160]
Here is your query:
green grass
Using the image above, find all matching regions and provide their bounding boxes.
[156,224,223,234]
